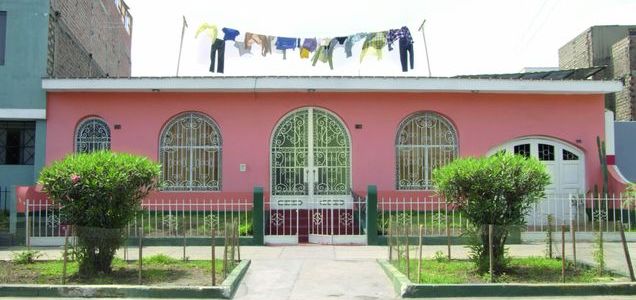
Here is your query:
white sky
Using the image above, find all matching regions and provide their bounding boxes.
[125,0,636,77]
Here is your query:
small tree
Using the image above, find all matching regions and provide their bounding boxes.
[39,151,160,276]
[433,152,550,274]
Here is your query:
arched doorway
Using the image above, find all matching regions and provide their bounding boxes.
[269,107,359,244]
[490,137,586,226]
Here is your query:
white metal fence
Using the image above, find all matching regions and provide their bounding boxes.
[25,198,253,246]
[23,193,636,245]
[377,193,636,237]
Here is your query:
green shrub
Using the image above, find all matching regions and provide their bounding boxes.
[433,152,550,274]
[11,250,42,264]
[39,151,160,276]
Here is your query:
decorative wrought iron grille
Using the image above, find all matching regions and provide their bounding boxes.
[396,112,457,190]
[271,108,351,197]
[160,112,221,191]
[312,110,350,195]
[75,118,111,153]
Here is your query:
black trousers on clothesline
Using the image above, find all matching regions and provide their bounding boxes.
[399,39,414,72]
[210,38,225,73]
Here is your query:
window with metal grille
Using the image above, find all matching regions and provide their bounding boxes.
[75,118,111,153]
[396,112,458,190]
[159,112,221,191]
[0,11,6,65]
[0,121,35,165]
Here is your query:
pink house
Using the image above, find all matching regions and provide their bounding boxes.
[38,76,624,243]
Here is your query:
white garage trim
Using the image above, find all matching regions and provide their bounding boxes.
[487,136,586,195]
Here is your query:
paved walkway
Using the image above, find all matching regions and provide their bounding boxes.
[1,243,635,299]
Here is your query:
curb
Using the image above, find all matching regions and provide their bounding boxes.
[0,259,250,299]
[377,259,636,298]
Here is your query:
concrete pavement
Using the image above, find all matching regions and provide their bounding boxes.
[1,242,635,299]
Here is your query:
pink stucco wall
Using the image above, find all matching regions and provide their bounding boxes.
[45,91,606,196]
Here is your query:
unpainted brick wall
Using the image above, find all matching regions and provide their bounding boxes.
[611,37,636,121]
[48,0,131,77]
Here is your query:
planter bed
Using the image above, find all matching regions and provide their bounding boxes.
[0,255,250,298]
[378,258,636,298]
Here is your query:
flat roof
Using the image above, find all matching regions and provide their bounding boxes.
[42,76,623,94]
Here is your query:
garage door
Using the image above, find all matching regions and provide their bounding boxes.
[492,138,585,225]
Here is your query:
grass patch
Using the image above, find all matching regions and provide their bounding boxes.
[0,210,8,232]
[395,256,627,284]
[0,254,236,286]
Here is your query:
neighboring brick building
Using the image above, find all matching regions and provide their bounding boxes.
[610,33,636,121]
[559,25,636,120]
[0,0,132,199]
[48,0,133,77]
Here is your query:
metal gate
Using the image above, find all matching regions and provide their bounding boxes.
[266,107,365,244]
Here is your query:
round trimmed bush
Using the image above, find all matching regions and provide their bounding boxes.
[39,151,160,276]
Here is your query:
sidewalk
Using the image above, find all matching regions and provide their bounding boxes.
[1,243,635,300]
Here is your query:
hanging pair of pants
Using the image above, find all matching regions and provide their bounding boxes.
[399,39,414,72]
[210,38,225,73]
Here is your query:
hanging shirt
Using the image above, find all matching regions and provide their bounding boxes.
[325,36,347,67]
[195,23,218,41]
[245,33,273,56]
[360,31,387,62]
[234,41,251,56]
[312,38,335,69]
[387,26,413,51]
[222,27,240,41]
[275,37,300,50]
[345,33,366,58]
[301,38,318,52]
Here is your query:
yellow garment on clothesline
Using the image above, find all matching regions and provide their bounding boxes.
[300,48,310,59]
[195,23,218,41]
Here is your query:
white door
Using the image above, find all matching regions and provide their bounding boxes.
[494,138,585,226]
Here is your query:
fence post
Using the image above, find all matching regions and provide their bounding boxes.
[366,185,378,245]
[9,186,16,235]
[619,223,635,281]
[252,187,264,246]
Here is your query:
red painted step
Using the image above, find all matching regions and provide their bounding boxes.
[265,209,362,243]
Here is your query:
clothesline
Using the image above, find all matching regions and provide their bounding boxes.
[194,23,415,73]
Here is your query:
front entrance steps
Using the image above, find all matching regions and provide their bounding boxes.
[265,209,362,244]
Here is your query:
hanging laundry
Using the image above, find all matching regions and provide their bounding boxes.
[234,41,251,56]
[209,39,225,73]
[275,37,300,60]
[312,38,333,69]
[195,23,218,41]
[300,38,317,59]
[360,31,387,62]
[388,26,414,72]
[324,36,348,69]
[245,33,274,57]
[222,27,240,41]
[195,23,225,73]
[345,33,366,58]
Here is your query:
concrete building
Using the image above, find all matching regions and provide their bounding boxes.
[0,0,132,196]
[559,25,636,120]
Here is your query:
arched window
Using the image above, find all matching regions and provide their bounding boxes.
[75,118,111,153]
[160,112,222,191]
[396,112,458,190]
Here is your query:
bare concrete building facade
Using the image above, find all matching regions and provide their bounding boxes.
[559,25,636,121]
